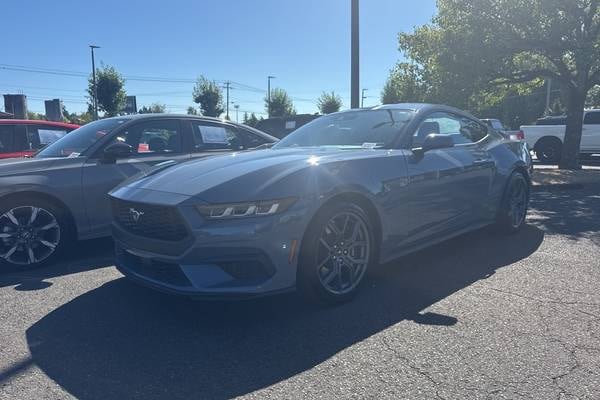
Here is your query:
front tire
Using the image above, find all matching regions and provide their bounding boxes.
[297,202,375,305]
[495,172,529,234]
[0,198,72,272]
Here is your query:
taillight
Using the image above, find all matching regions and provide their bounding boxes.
[509,130,524,141]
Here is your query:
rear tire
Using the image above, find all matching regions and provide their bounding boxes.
[0,197,73,272]
[297,202,375,305]
[494,172,529,234]
[535,138,562,164]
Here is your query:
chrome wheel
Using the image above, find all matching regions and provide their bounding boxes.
[0,206,61,266]
[507,179,528,229]
[315,211,371,295]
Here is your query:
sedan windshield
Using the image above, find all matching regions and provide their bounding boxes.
[274,109,414,149]
[36,118,128,158]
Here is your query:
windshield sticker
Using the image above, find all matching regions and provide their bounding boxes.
[66,152,81,158]
[200,126,229,144]
[361,142,379,149]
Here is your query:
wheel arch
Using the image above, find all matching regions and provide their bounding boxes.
[533,135,562,152]
[0,191,78,237]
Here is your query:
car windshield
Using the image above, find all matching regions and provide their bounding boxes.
[36,118,128,158]
[273,109,414,149]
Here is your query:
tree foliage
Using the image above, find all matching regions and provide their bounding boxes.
[317,91,343,114]
[192,76,224,117]
[87,65,126,117]
[381,63,428,104]
[265,88,295,117]
[396,0,600,169]
[243,112,259,127]
[186,106,198,115]
[138,103,166,114]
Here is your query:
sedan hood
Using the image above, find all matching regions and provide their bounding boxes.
[0,157,69,177]
[122,147,383,201]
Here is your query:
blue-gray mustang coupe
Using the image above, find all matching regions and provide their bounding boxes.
[111,104,532,304]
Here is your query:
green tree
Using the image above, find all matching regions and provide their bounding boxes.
[192,76,224,117]
[26,111,46,120]
[381,63,428,104]
[87,65,126,117]
[138,103,166,114]
[265,88,295,117]
[187,106,198,115]
[317,91,343,114]
[400,0,600,169]
[243,112,259,127]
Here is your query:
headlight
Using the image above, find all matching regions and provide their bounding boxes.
[196,197,297,219]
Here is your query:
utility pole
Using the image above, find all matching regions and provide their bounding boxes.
[234,104,240,122]
[225,81,231,120]
[361,88,368,108]
[89,44,100,120]
[267,75,275,118]
[350,0,360,109]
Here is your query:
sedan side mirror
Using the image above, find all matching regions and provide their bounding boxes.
[103,142,133,163]
[414,134,454,155]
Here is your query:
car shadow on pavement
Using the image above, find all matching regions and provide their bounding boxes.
[0,238,114,290]
[21,224,544,400]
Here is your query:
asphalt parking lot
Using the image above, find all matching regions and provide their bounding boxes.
[1,183,599,399]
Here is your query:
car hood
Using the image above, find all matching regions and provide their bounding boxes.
[0,156,80,177]
[121,147,386,201]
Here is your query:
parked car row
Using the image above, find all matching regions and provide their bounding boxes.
[0,119,79,159]
[1,104,532,304]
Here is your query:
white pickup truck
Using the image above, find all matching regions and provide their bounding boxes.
[521,110,600,163]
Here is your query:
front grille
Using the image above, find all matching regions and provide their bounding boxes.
[111,198,188,241]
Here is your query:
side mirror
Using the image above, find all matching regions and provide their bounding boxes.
[103,142,133,162]
[414,134,454,155]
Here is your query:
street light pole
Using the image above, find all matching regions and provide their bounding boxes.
[234,104,240,122]
[225,81,231,120]
[89,44,100,120]
[350,0,360,109]
[267,75,275,118]
[361,88,368,108]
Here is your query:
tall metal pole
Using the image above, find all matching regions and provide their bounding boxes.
[225,81,230,119]
[267,75,275,118]
[89,45,100,120]
[361,88,367,108]
[234,104,239,122]
[351,0,360,109]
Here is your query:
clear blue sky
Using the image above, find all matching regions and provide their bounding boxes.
[0,0,436,119]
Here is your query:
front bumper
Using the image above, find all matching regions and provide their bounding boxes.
[112,189,313,298]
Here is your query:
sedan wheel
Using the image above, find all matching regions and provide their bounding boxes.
[0,205,62,268]
[298,202,375,304]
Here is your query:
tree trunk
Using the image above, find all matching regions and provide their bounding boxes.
[559,89,586,170]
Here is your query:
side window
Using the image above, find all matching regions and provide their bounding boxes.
[113,120,182,156]
[583,111,600,125]
[237,128,267,149]
[191,123,244,151]
[459,117,488,143]
[413,112,487,147]
[13,125,29,151]
[0,125,15,152]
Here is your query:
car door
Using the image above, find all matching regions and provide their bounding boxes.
[399,112,494,244]
[81,118,192,237]
[582,111,600,151]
